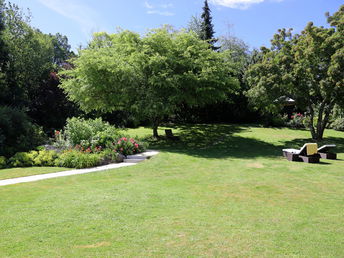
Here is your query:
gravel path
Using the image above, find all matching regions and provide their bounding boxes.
[0,150,159,187]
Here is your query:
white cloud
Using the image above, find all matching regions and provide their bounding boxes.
[209,0,283,9]
[161,3,174,9]
[144,1,175,16]
[147,10,175,16]
[37,0,102,35]
[144,1,154,9]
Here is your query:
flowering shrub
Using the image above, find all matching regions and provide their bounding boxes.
[112,137,146,156]
[287,113,305,128]
[53,129,71,150]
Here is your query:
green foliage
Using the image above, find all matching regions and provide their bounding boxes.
[187,15,203,39]
[330,117,344,131]
[0,106,46,157]
[0,156,6,168]
[63,117,119,148]
[0,2,78,132]
[54,150,102,169]
[31,150,59,166]
[7,150,59,168]
[99,148,119,163]
[245,5,344,140]
[264,113,288,127]
[1,2,54,107]
[60,28,238,136]
[8,152,33,167]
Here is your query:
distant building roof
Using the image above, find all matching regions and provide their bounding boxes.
[274,96,296,106]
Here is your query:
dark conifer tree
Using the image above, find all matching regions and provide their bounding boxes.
[200,0,218,50]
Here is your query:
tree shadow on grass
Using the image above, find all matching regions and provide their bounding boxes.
[144,124,282,159]
[143,124,344,160]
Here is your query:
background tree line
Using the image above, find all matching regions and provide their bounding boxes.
[0,0,78,156]
[0,0,343,157]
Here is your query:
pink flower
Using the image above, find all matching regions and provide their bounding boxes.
[120,148,124,151]
[130,138,135,143]
[135,143,139,148]
[291,115,294,119]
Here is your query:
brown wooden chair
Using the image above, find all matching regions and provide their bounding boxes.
[165,129,179,140]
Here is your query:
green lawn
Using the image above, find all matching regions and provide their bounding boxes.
[0,167,70,180]
[0,124,343,257]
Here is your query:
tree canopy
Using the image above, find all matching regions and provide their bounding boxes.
[60,28,239,137]
[245,5,344,140]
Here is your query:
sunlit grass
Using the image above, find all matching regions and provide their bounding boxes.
[0,124,343,257]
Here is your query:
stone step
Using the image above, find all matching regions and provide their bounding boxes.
[123,159,145,163]
[126,155,147,160]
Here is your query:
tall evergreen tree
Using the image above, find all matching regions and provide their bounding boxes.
[200,0,218,49]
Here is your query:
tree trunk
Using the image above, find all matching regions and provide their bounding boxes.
[309,106,317,140]
[152,117,160,138]
[309,101,334,141]
[153,125,159,138]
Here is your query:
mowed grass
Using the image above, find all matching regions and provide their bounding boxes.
[0,124,343,257]
[0,167,70,180]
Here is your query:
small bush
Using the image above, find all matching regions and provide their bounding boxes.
[331,117,344,131]
[54,150,102,169]
[100,148,119,164]
[32,150,59,166]
[64,117,119,147]
[112,137,147,156]
[0,156,7,169]
[287,113,305,128]
[8,152,33,167]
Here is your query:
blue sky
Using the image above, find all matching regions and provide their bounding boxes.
[9,0,343,51]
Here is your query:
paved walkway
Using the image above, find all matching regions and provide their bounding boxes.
[0,150,159,187]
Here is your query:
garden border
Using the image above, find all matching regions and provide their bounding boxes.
[0,150,159,187]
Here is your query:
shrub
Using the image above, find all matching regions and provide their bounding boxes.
[100,148,120,164]
[112,137,147,156]
[55,117,120,151]
[8,152,33,167]
[32,150,59,166]
[330,117,344,131]
[0,106,46,157]
[64,117,119,146]
[54,150,102,169]
[263,114,287,127]
[287,113,305,128]
[0,156,7,169]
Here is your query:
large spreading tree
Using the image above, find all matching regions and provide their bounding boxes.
[246,5,344,140]
[60,28,239,137]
